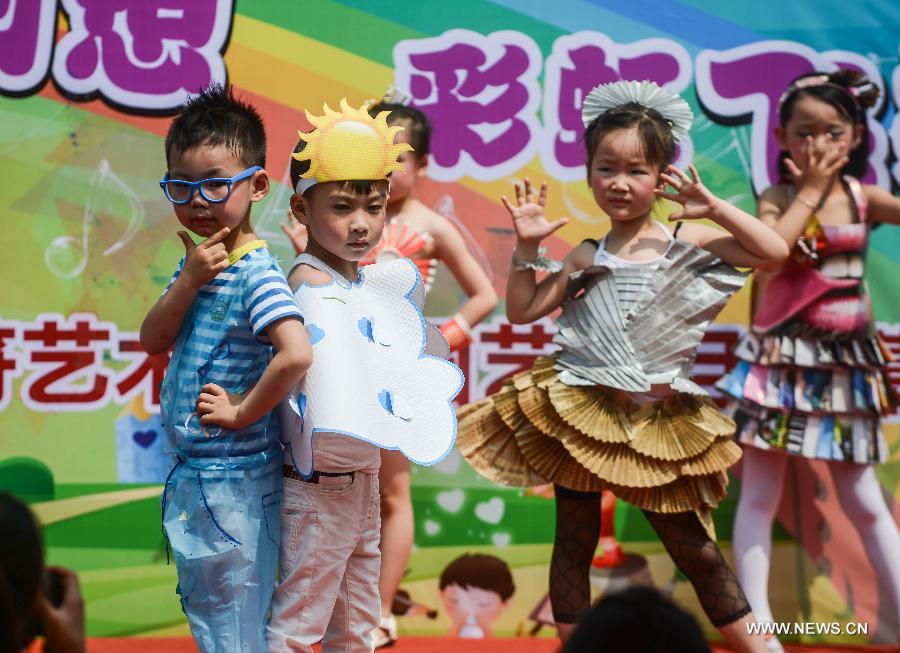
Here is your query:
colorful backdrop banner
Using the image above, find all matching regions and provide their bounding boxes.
[1,0,899,646]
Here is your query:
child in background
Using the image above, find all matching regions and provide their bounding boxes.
[268,100,462,653]
[282,90,498,649]
[718,70,900,647]
[455,80,789,653]
[141,85,310,653]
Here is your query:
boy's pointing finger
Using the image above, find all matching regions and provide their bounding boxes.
[203,227,231,247]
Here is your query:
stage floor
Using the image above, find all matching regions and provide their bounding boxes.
[85,638,896,652]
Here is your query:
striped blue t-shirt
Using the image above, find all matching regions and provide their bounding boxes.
[158,241,302,459]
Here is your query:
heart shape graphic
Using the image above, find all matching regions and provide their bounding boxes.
[436,489,465,514]
[133,430,157,449]
[474,497,505,525]
[491,532,511,548]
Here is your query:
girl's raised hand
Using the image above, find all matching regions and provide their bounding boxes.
[655,165,719,221]
[280,209,308,255]
[783,134,847,201]
[502,178,569,243]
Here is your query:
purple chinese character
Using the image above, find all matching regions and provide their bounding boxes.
[394,29,542,182]
[0,0,56,93]
[53,0,233,111]
[697,43,814,193]
[542,33,692,180]
[697,43,890,193]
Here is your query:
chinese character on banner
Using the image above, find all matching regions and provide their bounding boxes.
[394,29,542,182]
[52,0,233,111]
[542,32,693,181]
[113,334,169,413]
[468,317,558,402]
[0,0,56,94]
[695,41,888,195]
[0,324,21,412]
[19,313,116,412]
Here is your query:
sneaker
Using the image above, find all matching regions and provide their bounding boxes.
[372,614,397,649]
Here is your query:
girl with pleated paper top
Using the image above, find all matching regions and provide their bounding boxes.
[455,80,789,653]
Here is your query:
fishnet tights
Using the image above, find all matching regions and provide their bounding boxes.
[549,486,751,627]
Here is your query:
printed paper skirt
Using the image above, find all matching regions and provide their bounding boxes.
[457,356,742,537]
[716,332,895,464]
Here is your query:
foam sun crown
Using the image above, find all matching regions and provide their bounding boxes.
[293,98,412,183]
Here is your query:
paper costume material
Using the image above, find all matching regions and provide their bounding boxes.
[280,254,463,477]
[457,237,747,537]
[717,177,895,462]
[581,80,694,143]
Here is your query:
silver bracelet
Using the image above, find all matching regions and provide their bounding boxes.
[512,247,563,273]
[795,194,820,211]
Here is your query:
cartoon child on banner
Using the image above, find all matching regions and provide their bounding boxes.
[438,553,516,638]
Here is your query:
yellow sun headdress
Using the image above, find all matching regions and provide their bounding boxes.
[293,98,413,194]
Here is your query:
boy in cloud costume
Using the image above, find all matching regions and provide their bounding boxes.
[267,99,463,652]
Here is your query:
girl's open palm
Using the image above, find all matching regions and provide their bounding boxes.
[502,178,569,243]
[655,165,718,221]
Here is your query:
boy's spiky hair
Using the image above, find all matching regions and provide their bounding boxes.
[165,83,266,169]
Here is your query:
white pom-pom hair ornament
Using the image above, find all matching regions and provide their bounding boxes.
[581,80,694,143]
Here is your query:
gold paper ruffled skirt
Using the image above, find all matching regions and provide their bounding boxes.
[457,357,742,536]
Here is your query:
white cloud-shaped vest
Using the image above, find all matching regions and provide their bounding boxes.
[280,254,464,477]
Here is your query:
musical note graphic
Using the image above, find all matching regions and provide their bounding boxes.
[44,159,145,279]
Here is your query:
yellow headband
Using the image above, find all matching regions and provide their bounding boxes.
[293,98,413,194]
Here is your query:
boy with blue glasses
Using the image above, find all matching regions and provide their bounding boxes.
[141,84,311,653]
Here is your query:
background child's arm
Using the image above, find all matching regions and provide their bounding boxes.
[759,135,847,245]
[139,227,232,355]
[658,165,789,269]
[197,317,311,430]
[504,179,593,324]
[429,215,498,329]
[863,184,900,225]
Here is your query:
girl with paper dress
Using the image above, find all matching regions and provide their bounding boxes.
[455,81,789,653]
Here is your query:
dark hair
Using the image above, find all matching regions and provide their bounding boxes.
[438,553,515,600]
[368,102,431,158]
[583,102,676,170]
[0,493,44,653]
[165,83,266,169]
[289,139,388,198]
[776,69,879,180]
[564,587,709,653]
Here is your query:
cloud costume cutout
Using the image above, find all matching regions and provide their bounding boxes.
[280,254,463,477]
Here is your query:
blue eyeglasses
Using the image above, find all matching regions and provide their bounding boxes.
[160,166,262,204]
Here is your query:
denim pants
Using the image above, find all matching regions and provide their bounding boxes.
[267,471,381,652]
[162,453,282,653]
